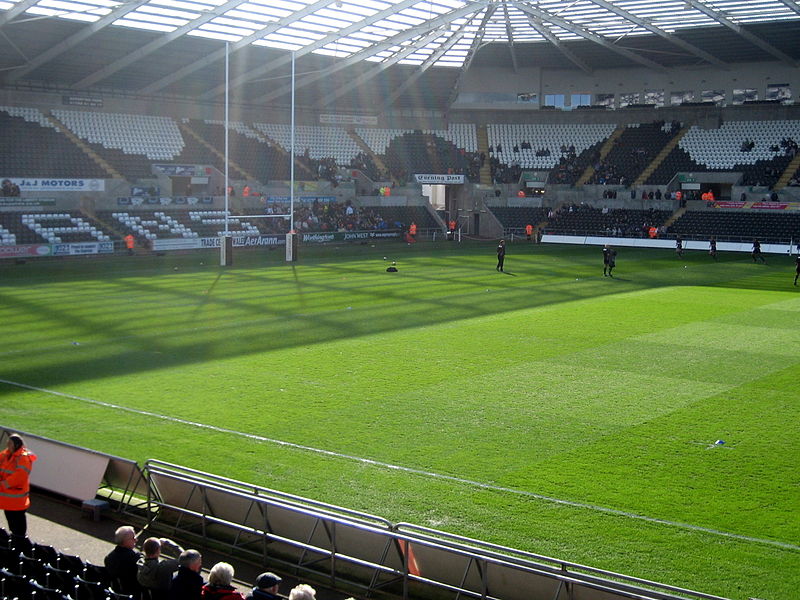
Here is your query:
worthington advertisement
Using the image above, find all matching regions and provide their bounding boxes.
[302,230,401,243]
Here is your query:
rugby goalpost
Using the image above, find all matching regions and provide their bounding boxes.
[219,45,296,266]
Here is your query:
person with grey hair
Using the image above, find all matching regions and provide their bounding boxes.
[137,536,184,598]
[201,562,245,600]
[171,549,204,600]
[104,525,142,597]
[288,584,316,600]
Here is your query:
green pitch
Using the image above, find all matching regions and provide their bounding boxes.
[1,241,798,600]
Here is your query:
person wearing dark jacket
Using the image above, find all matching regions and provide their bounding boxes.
[171,549,204,600]
[138,536,184,598]
[496,239,506,272]
[246,572,283,600]
[105,525,142,598]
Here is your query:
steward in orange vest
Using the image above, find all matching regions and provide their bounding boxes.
[409,222,417,237]
[124,234,135,255]
[525,224,533,240]
[0,433,37,537]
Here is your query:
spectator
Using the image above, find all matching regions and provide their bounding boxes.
[246,572,282,600]
[0,433,37,538]
[1,179,15,197]
[171,549,204,600]
[288,584,316,600]
[105,525,142,597]
[138,536,184,598]
[202,562,246,600]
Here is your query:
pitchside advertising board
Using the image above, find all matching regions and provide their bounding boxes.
[153,235,287,251]
[3,178,106,192]
[151,231,403,251]
[2,231,403,258]
[302,230,402,243]
[0,242,114,258]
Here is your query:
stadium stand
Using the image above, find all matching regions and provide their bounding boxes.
[646,120,800,187]
[488,206,550,229]
[0,107,108,179]
[175,119,248,180]
[590,121,681,185]
[0,527,115,600]
[99,210,268,243]
[51,110,184,161]
[200,120,291,183]
[354,127,413,155]
[254,123,362,168]
[353,125,480,183]
[348,151,384,181]
[666,210,800,242]
[359,204,438,229]
[544,206,672,237]
[382,131,480,183]
[0,212,112,245]
[486,123,616,185]
[49,110,187,182]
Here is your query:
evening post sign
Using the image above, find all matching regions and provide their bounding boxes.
[414,174,465,184]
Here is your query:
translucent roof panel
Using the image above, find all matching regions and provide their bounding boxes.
[1,0,799,67]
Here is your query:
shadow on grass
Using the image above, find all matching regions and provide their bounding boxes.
[0,243,795,392]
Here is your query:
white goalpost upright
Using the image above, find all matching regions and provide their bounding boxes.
[286,50,297,263]
[220,41,231,266]
[219,46,296,266]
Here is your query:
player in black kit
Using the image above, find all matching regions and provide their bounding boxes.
[675,236,683,258]
[496,239,506,272]
[752,239,766,264]
[709,237,717,260]
[603,245,617,277]
[794,255,800,286]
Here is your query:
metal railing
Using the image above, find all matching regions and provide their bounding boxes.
[140,460,730,600]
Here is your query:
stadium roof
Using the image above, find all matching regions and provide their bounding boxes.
[1,0,799,110]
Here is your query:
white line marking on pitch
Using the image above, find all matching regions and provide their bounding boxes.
[1,377,797,553]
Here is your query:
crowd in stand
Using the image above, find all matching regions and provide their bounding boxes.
[0,522,331,600]
[546,204,667,238]
[99,524,325,600]
[549,145,584,185]
[348,152,386,182]
[295,200,398,232]
[1,178,21,197]
[259,200,403,234]
[489,155,522,184]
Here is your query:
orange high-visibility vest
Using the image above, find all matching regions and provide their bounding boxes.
[409,223,417,235]
[525,224,533,236]
[124,234,135,249]
[0,447,37,511]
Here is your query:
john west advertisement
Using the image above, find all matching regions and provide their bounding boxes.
[302,231,402,243]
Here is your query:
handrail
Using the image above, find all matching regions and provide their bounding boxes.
[394,524,728,600]
[145,459,393,529]
[143,460,730,600]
